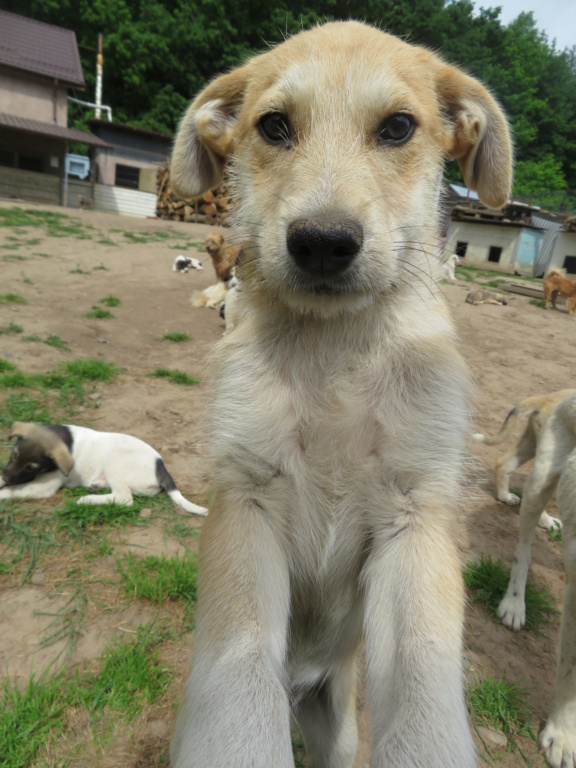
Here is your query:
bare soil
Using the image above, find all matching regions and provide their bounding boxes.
[1,200,575,767]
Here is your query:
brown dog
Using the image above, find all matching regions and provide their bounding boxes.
[544,268,576,314]
[204,232,242,281]
[170,20,511,768]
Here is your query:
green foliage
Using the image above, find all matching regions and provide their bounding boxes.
[149,368,199,385]
[0,293,27,305]
[99,295,121,307]
[468,675,535,741]
[463,554,557,630]
[85,306,114,319]
[162,331,190,342]
[117,552,198,603]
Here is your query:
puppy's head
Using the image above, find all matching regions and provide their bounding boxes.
[1,422,74,487]
[173,22,512,315]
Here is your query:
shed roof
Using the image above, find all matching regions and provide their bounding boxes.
[0,113,112,148]
[0,10,85,87]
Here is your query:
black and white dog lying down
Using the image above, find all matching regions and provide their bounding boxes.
[172,255,203,273]
[0,422,207,515]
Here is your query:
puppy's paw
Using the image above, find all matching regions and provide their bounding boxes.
[499,492,521,506]
[539,716,576,768]
[0,487,12,500]
[538,511,562,531]
[497,595,526,631]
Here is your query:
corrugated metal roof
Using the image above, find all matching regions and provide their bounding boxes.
[0,113,112,148]
[0,10,85,87]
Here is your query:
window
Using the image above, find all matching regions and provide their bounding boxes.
[563,256,576,275]
[115,164,140,189]
[488,246,502,263]
[455,241,468,258]
[18,154,43,172]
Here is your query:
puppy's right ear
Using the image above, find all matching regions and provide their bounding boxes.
[171,66,250,200]
[48,443,74,477]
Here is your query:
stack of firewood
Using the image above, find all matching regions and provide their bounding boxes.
[155,165,233,226]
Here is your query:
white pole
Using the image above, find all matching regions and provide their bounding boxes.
[95,33,103,120]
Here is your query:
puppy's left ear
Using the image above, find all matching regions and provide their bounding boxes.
[438,65,513,209]
[171,66,250,200]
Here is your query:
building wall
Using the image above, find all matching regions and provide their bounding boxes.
[0,126,64,175]
[446,221,520,273]
[0,68,68,125]
[549,232,576,273]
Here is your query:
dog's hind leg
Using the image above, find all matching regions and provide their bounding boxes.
[539,452,576,768]
[495,416,538,505]
[294,655,358,768]
[498,416,569,631]
[363,504,475,767]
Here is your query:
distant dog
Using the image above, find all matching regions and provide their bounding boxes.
[204,232,242,282]
[0,422,207,515]
[465,290,507,305]
[543,268,576,314]
[191,280,228,309]
[473,389,574,529]
[444,253,459,281]
[497,390,576,767]
[172,255,203,273]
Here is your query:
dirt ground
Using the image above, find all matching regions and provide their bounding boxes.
[1,200,575,767]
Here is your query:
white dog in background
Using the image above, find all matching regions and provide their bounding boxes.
[444,253,460,281]
[172,255,203,273]
[498,390,576,768]
[0,422,207,515]
[170,20,511,768]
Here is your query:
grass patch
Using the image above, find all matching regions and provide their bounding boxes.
[529,298,546,309]
[76,623,172,720]
[0,671,70,767]
[93,262,110,269]
[98,295,121,307]
[0,393,51,428]
[23,334,69,350]
[463,554,557,630]
[71,265,91,275]
[468,675,535,744]
[0,293,27,305]
[0,323,23,335]
[162,332,190,343]
[149,368,199,386]
[117,552,198,603]
[85,306,114,319]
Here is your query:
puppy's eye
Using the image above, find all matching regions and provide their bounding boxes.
[377,114,415,145]
[258,113,292,146]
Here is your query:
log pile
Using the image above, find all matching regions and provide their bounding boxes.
[155,164,233,226]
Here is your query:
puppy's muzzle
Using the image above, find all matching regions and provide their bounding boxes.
[287,217,363,278]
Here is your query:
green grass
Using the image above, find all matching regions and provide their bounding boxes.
[463,554,557,630]
[0,670,70,768]
[23,334,69,350]
[529,298,546,309]
[0,293,27,305]
[85,306,114,319]
[0,323,23,335]
[0,360,17,374]
[148,368,199,386]
[0,393,51,428]
[468,675,535,744]
[75,623,172,720]
[99,295,121,307]
[117,552,198,603]
[162,332,190,343]
[93,262,110,269]
[71,265,91,275]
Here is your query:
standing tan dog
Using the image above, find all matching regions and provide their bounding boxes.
[170,21,512,768]
[497,390,576,768]
[543,268,576,314]
[473,389,573,530]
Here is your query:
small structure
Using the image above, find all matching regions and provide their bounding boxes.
[0,10,111,206]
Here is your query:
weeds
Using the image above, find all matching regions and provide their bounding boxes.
[468,675,535,743]
[99,296,121,307]
[464,554,557,630]
[0,293,27,304]
[149,368,199,386]
[85,306,114,319]
[0,323,23,335]
[530,298,547,309]
[162,332,190,343]
[117,552,198,603]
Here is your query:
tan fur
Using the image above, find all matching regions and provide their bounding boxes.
[170,21,512,768]
[497,391,576,767]
[9,421,74,476]
[544,268,576,314]
[473,389,573,530]
[465,290,507,305]
[204,232,242,281]
[190,280,227,309]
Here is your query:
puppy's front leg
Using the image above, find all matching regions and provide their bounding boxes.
[0,473,63,500]
[170,490,293,768]
[364,503,475,768]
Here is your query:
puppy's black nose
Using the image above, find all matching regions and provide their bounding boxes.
[287,218,363,277]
